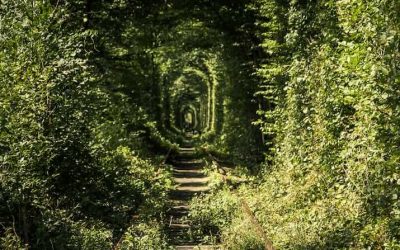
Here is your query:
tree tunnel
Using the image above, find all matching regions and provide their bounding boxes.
[157,50,222,141]
[180,105,197,131]
[131,2,265,162]
[3,1,399,249]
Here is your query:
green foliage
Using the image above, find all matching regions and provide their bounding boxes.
[119,222,170,250]
[221,215,265,250]
[186,0,400,248]
[250,0,400,248]
[1,228,24,250]
[0,0,173,248]
[68,221,113,250]
[189,188,239,243]
[2,0,399,248]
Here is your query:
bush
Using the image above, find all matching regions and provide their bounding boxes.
[119,222,171,250]
[1,228,24,250]
[189,188,239,243]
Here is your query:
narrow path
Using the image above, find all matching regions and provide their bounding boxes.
[166,147,215,250]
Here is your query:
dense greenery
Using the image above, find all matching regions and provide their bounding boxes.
[253,1,400,248]
[0,1,173,249]
[1,0,399,249]
[193,0,400,249]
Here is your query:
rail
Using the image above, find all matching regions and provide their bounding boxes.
[205,152,276,250]
[162,147,172,165]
